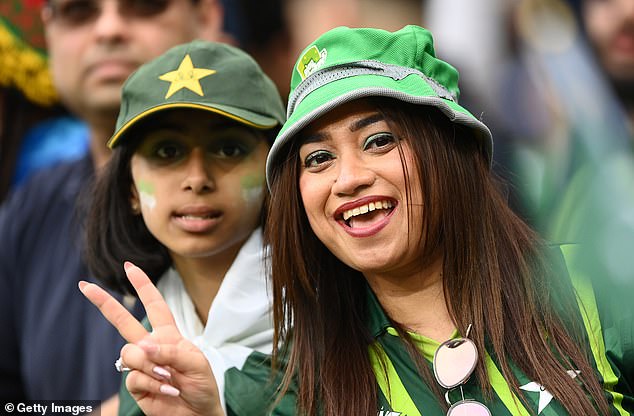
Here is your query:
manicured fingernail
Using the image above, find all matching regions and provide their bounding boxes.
[124,261,134,272]
[78,281,88,291]
[159,384,180,397]
[153,366,171,379]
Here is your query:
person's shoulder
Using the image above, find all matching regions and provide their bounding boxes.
[24,155,92,195]
[1,155,93,216]
[0,155,94,252]
[225,351,297,416]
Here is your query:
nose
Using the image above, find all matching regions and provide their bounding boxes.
[331,153,376,196]
[182,148,215,194]
[93,0,129,43]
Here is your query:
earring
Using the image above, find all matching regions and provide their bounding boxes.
[131,202,140,214]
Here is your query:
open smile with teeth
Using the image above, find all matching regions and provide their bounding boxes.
[342,200,394,223]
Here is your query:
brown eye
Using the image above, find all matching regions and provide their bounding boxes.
[154,142,184,160]
[304,150,334,168]
[363,133,396,151]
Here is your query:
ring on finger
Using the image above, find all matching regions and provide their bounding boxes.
[115,357,131,373]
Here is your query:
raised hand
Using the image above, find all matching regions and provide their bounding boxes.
[79,262,224,416]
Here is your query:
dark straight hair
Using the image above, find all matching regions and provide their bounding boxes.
[264,98,610,415]
[83,140,171,295]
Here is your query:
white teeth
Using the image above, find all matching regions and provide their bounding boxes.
[342,200,393,221]
[181,214,211,220]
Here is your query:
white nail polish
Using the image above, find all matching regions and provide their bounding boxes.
[159,384,180,397]
[153,366,171,379]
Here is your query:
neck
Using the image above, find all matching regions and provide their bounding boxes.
[88,121,115,170]
[171,242,244,325]
[364,257,454,342]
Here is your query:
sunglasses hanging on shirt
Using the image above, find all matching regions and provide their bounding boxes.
[433,324,492,416]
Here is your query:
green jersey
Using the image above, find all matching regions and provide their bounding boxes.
[225,245,634,415]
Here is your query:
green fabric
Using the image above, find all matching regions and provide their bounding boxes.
[265,25,493,188]
[109,39,285,148]
[225,351,297,416]
[225,245,634,415]
[117,318,152,416]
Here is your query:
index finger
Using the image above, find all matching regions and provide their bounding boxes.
[79,280,148,342]
[124,261,178,330]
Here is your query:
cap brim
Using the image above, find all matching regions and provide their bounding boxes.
[108,102,280,148]
[266,73,492,188]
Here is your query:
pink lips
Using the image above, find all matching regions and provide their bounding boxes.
[334,196,397,238]
[172,207,222,233]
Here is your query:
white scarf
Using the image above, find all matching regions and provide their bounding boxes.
[156,228,273,410]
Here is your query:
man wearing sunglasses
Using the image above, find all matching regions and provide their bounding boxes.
[0,0,224,406]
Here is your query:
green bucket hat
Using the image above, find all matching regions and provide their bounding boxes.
[108,39,285,148]
[266,25,493,187]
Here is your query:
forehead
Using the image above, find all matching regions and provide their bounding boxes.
[300,99,388,142]
[131,109,261,142]
[145,108,262,130]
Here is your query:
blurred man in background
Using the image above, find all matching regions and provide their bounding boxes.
[581,0,634,126]
[0,0,223,404]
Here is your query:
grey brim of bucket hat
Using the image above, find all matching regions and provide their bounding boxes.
[265,88,493,189]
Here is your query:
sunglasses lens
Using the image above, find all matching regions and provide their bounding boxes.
[127,0,171,17]
[433,337,478,389]
[50,0,171,26]
[51,0,100,26]
[447,400,491,416]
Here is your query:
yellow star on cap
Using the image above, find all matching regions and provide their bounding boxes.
[159,54,216,99]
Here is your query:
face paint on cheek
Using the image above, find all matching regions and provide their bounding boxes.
[136,180,157,211]
[241,174,265,207]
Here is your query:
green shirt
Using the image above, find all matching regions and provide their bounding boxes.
[225,245,634,415]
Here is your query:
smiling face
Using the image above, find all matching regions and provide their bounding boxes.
[297,100,425,278]
[130,109,269,264]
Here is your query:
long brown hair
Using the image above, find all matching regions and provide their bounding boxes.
[265,98,610,415]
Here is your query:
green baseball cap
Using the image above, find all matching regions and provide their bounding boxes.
[266,25,493,187]
[108,39,285,148]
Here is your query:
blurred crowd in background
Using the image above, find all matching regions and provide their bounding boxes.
[1,0,632,401]
[426,0,634,301]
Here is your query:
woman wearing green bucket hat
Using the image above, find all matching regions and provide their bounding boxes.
[80,26,633,416]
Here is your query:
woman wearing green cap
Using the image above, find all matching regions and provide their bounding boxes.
[78,39,284,415]
[81,26,633,416]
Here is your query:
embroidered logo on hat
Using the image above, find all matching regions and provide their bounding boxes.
[265,25,495,189]
[159,54,216,99]
[296,45,327,80]
[108,40,285,148]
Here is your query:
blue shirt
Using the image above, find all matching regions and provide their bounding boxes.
[0,156,142,401]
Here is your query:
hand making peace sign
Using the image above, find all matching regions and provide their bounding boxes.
[79,262,224,416]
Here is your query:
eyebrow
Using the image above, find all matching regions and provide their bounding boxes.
[301,112,386,145]
[350,113,385,132]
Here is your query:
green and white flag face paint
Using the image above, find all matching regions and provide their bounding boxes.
[137,180,156,211]
[241,174,264,206]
